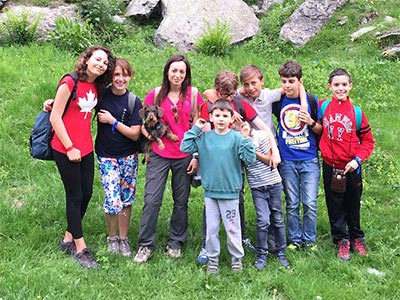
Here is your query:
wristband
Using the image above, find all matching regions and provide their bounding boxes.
[310,121,316,128]
[65,145,74,152]
[112,120,119,133]
[354,156,362,174]
[192,152,199,160]
[354,156,362,166]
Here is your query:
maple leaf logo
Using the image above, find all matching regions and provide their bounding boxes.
[78,89,98,119]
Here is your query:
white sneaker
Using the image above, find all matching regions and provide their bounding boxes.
[165,245,181,258]
[133,246,153,263]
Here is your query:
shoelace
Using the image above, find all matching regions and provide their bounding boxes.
[354,240,367,255]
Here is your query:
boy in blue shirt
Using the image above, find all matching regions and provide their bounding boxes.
[244,127,290,269]
[277,61,322,250]
[181,99,256,275]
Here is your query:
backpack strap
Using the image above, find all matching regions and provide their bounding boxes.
[354,105,362,131]
[128,92,137,115]
[232,94,245,119]
[320,99,361,131]
[60,72,79,117]
[153,86,161,106]
[320,99,331,117]
[306,92,318,121]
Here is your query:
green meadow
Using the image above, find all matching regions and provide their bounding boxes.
[0,0,399,299]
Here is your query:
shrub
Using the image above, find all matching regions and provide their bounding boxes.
[49,17,95,55]
[0,9,41,45]
[195,20,232,56]
[78,0,125,43]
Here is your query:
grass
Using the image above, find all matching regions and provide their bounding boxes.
[1,0,400,299]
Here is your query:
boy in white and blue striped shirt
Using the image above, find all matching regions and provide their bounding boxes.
[244,128,290,270]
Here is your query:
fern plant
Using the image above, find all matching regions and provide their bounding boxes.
[49,17,95,55]
[0,9,41,45]
[195,20,232,56]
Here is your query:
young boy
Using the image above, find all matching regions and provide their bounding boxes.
[181,99,256,275]
[239,64,308,137]
[239,65,283,137]
[244,126,290,270]
[276,61,322,250]
[319,68,374,261]
[196,70,280,264]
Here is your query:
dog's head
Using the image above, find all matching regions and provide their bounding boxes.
[139,105,164,127]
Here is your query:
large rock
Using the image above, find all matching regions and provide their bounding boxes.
[0,4,78,39]
[126,0,160,18]
[154,0,260,51]
[280,0,348,46]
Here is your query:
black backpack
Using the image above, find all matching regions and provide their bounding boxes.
[272,92,318,123]
[29,73,79,160]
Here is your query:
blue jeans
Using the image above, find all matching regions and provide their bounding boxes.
[251,182,287,254]
[279,158,320,244]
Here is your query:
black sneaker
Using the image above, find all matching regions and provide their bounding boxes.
[276,251,291,268]
[59,238,76,255]
[74,248,99,268]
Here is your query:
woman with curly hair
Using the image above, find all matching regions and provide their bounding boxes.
[49,46,115,268]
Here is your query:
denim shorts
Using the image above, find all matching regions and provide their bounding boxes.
[98,153,139,214]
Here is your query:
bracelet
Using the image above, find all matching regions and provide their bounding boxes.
[354,156,362,166]
[112,120,119,133]
[65,145,74,152]
[192,152,199,160]
[310,121,316,128]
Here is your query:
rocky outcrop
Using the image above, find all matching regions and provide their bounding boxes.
[280,0,349,46]
[154,0,259,51]
[126,0,160,18]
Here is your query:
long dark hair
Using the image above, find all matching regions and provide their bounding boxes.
[155,54,192,106]
[74,45,115,99]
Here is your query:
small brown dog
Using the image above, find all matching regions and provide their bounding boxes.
[139,105,179,163]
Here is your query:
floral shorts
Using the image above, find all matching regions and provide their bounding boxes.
[98,153,139,214]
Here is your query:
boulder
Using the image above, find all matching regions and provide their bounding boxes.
[126,0,160,18]
[280,0,348,46]
[154,0,260,51]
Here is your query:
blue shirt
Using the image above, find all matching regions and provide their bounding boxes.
[277,95,321,161]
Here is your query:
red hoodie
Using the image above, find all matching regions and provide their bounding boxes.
[319,97,374,169]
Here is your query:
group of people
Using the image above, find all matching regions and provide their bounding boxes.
[46,45,374,273]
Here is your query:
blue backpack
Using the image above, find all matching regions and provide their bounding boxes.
[320,99,362,132]
[29,73,78,160]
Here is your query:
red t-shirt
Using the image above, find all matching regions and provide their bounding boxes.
[51,75,98,156]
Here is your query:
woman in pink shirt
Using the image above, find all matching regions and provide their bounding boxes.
[133,54,204,263]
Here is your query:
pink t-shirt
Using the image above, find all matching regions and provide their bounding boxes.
[144,87,204,159]
[51,75,98,156]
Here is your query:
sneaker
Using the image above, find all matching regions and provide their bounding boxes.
[133,246,153,264]
[337,239,350,261]
[242,238,256,252]
[231,257,243,272]
[197,247,208,264]
[207,258,219,275]
[74,248,99,268]
[59,238,76,255]
[107,236,119,254]
[253,254,267,271]
[276,251,291,268]
[287,242,301,251]
[166,245,181,258]
[351,238,368,257]
[119,237,132,257]
[304,242,318,251]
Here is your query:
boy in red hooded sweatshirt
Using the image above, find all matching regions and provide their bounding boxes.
[319,68,374,261]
